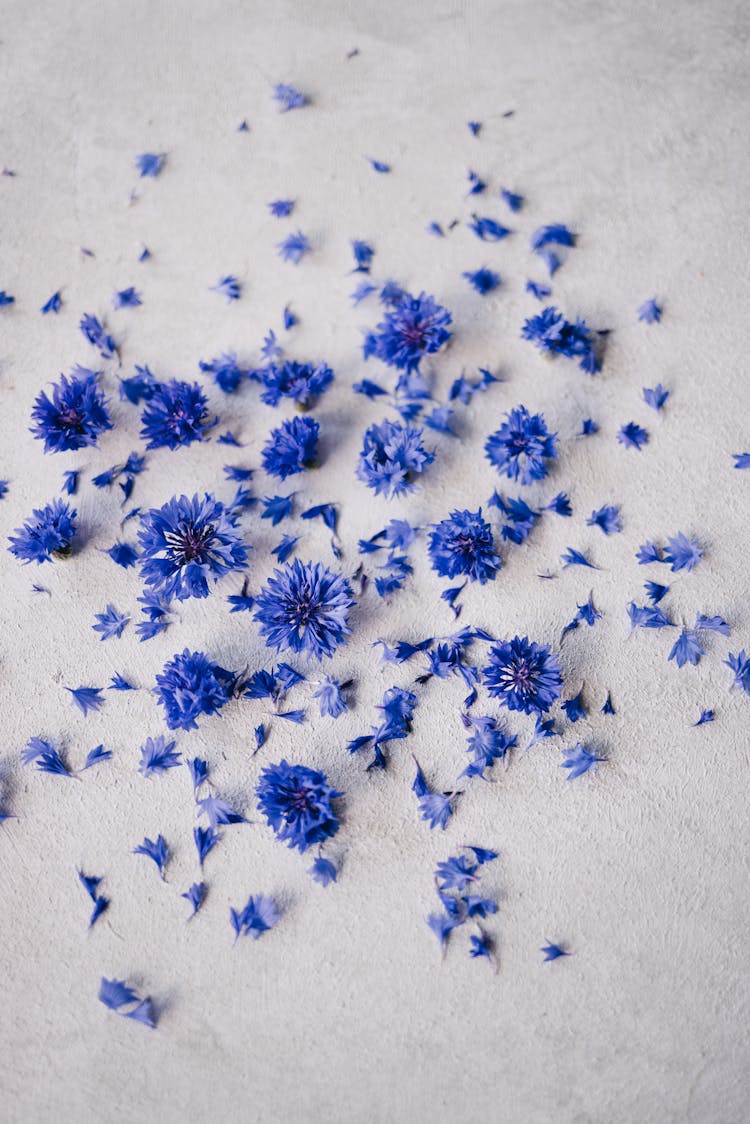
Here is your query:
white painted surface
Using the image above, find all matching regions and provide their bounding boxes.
[2,1,750,1121]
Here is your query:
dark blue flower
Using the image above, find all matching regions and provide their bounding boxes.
[138,494,248,601]
[467,214,511,241]
[199,353,247,394]
[31,369,112,454]
[351,240,375,272]
[561,690,586,723]
[664,532,703,572]
[79,314,117,358]
[733,453,750,469]
[273,83,308,111]
[530,224,575,251]
[133,834,169,878]
[139,736,181,777]
[231,895,281,940]
[668,629,704,668]
[211,275,241,301]
[135,152,165,177]
[561,743,604,779]
[643,383,669,411]
[92,604,129,640]
[154,649,234,731]
[428,509,500,584]
[8,499,77,564]
[41,291,62,314]
[0,291,14,307]
[256,759,342,852]
[364,291,452,372]
[586,504,621,535]
[617,422,649,450]
[521,305,598,373]
[463,267,501,295]
[140,380,214,450]
[269,198,294,217]
[277,230,311,264]
[484,636,563,715]
[357,419,435,498]
[726,651,750,696]
[261,415,319,479]
[254,559,354,660]
[485,405,558,485]
[501,188,524,211]
[259,359,333,408]
[113,286,142,309]
[313,677,348,718]
[637,298,662,323]
[308,855,337,886]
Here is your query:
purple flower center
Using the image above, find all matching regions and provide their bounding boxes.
[167,523,215,563]
[59,405,85,431]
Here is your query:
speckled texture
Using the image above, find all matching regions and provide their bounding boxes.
[2,1,750,1121]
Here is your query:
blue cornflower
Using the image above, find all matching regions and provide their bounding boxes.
[140,380,214,450]
[637,297,662,323]
[231,895,281,940]
[617,422,649,450]
[277,230,311,264]
[501,188,524,211]
[261,415,319,479]
[485,406,558,485]
[254,559,354,660]
[268,198,294,217]
[428,509,500,584]
[259,359,333,408]
[726,651,750,696]
[466,170,486,195]
[211,275,241,301]
[92,605,129,640]
[154,649,234,731]
[467,214,511,241]
[733,453,750,469]
[256,760,342,853]
[586,504,621,535]
[484,636,563,715]
[80,314,117,359]
[526,280,551,301]
[561,690,586,723]
[113,286,142,309]
[0,291,14,307]
[138,494,248,601]
[313,677,348,718]
[530,224,575,251]
[308,856,337,886]
[41,291,62,314]
[462,267,501,295]
[357,419,435,498]
[664,532,703,572]
[561,743,604,779]
[462,716,516,779]
[273,83,308,111]
[199,353,247,394]
[643,383,669,411]
[30,369,112,454]
[351,240,375,272]
[135,152,166,177]
[139,736,181,777]
[8,499,77,564]
[669,629,704,668]
[521,305,598,373]
[363,291,452,372]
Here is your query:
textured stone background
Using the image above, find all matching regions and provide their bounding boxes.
[2,1,750,1121]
